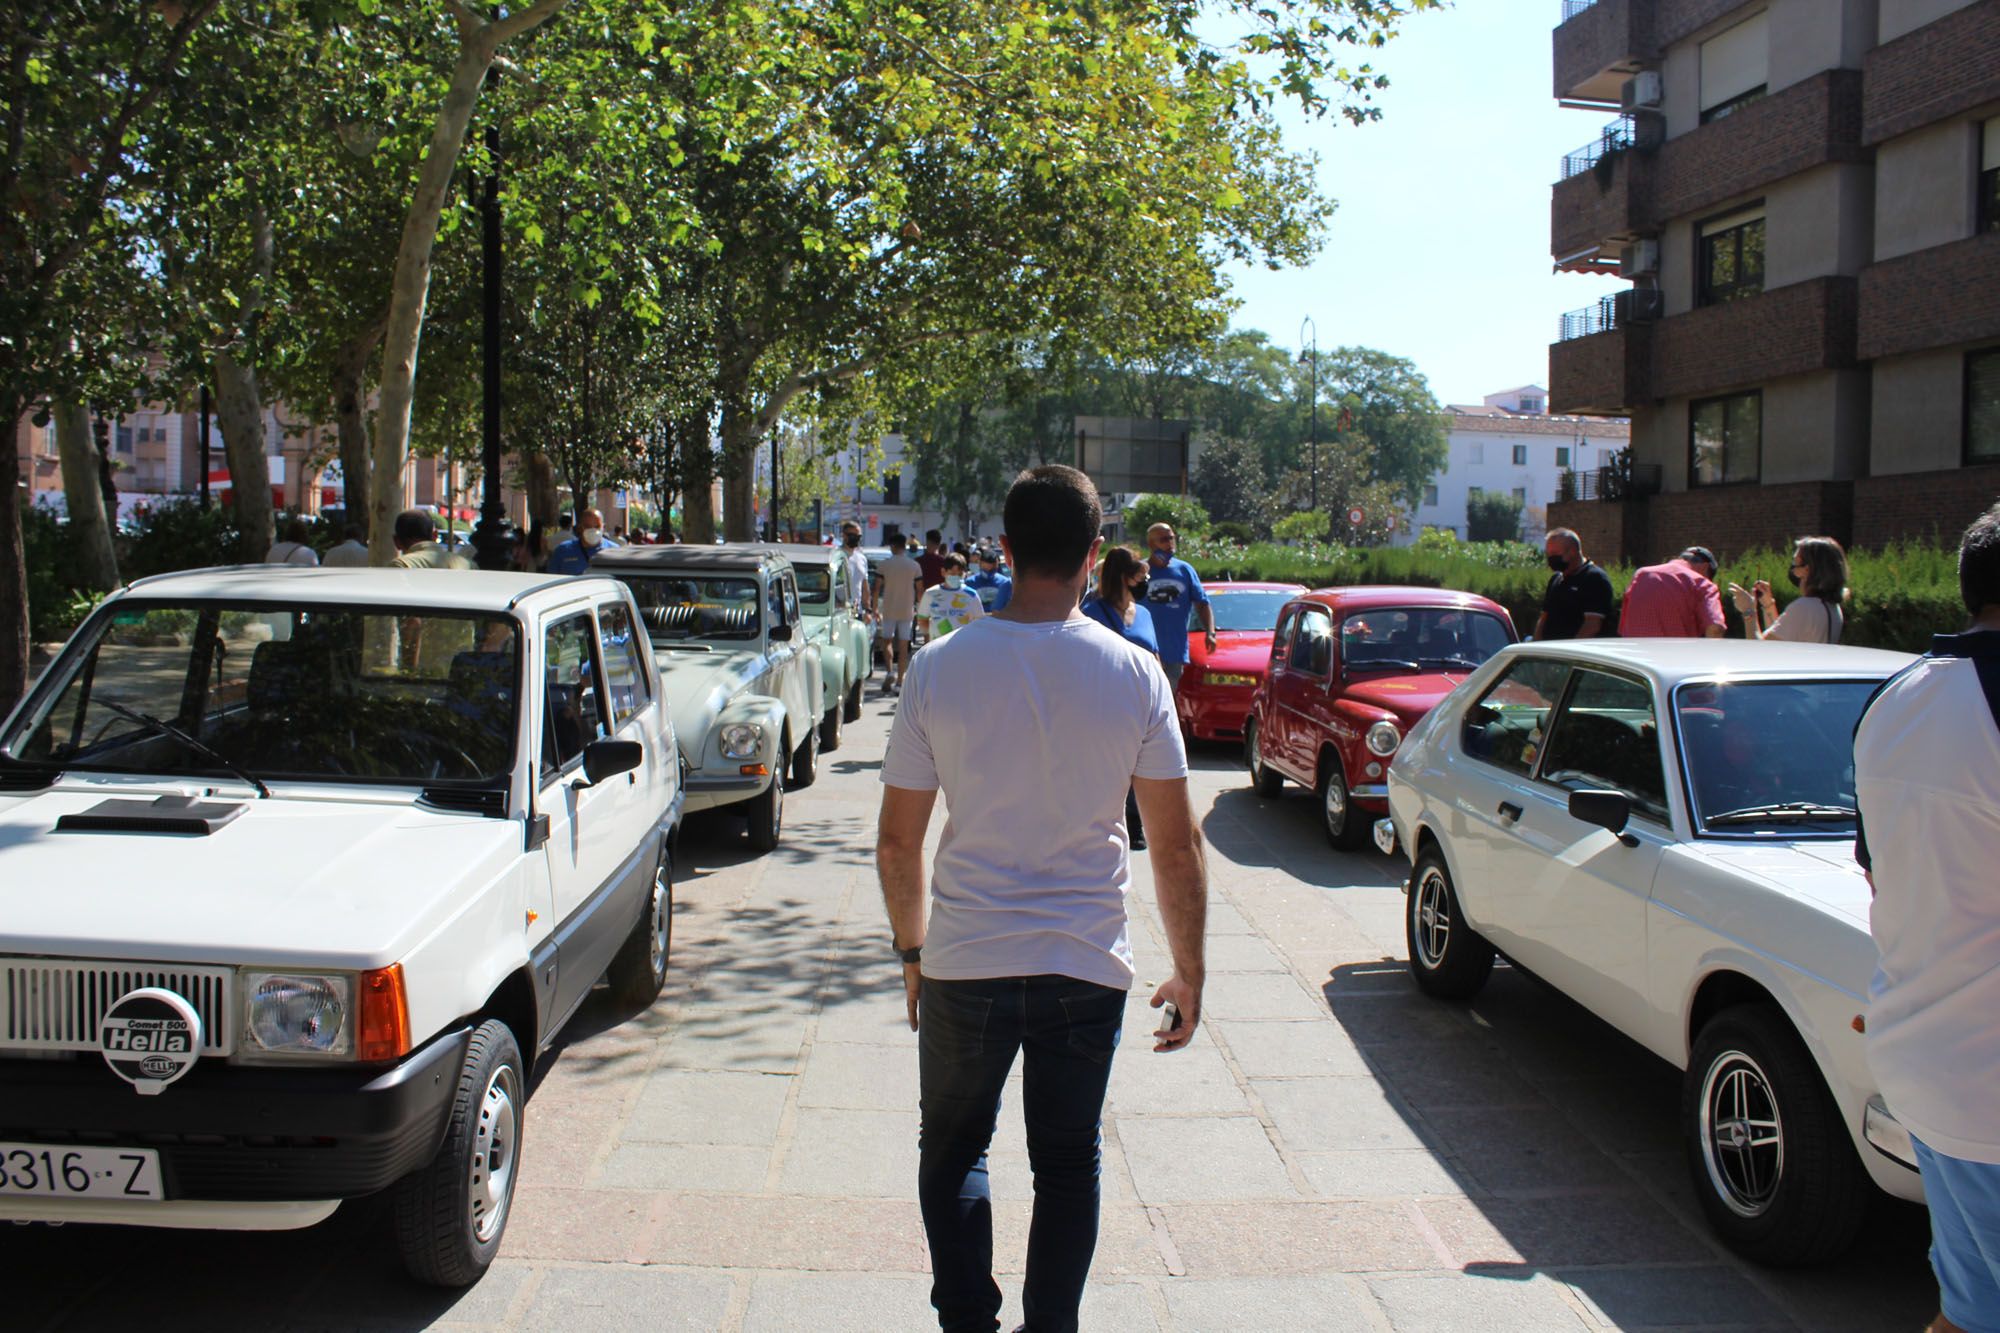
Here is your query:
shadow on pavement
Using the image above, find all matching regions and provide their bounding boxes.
[1201,787,1403,891]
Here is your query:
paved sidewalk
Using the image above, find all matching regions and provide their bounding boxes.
[14,689,1935,1330]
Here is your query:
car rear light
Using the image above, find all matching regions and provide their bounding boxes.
[357,964,411,1062]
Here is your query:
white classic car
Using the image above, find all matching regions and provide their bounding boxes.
[0,567,683,1285]
[1378,638,1923,1267]
[592,544,822,851]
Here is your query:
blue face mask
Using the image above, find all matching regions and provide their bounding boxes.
[943,575,963,589]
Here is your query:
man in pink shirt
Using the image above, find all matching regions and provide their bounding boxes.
[1619,545,1727,638]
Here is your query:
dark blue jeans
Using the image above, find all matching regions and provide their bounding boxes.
[918,974,1126,1333]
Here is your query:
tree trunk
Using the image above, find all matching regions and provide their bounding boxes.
[331,319,383,535]
[0,390,28,713]
[55,401,121,591]
[213,352,274,561]
[525,450,559,559]
[720,400,757,542]
[677,411,715,544]
[369,0,568,568]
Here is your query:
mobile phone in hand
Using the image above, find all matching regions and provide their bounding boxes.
[1162,1002,1182,1034]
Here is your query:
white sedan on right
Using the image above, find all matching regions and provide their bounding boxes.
[1379,638,1923,1267]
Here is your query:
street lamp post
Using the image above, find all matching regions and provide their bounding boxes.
[1300,316,1319,513]
[470,120,513,571]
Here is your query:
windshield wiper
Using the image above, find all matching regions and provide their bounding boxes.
[90,699,271,798]
[1419,657,1484,671]
[1346,658,1421,674]
[1706,801,1856,827]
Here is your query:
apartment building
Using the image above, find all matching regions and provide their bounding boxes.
[1403,386,1631,543]
[1545,0,2000,562]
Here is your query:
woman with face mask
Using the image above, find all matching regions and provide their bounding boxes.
[1079,546,1163,848]
[1729,536,1849,642]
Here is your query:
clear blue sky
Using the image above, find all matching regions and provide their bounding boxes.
[1219,1,1624,407]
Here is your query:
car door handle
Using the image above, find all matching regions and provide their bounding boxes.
[1497,801,1523,822]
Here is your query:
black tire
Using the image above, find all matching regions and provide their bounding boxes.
[819,700,842,753]
[607,845,673,1009]
[844,677,863,724]
[746,758,784,852]
[1404,846,1494,1001]
[1318,753,1369,850]
[394,1019,525,1287]
[790,720,818,788]
[1245,718,1283,797]
[1682,1004,1870,1266]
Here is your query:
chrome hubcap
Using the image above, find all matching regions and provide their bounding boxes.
[1699,1050,1784,1218]
[1413,868,1450,968]
[1324,773,1346,832]
[1248,727,1264,781]
[469,1064,519,1243]
[647,868,670,975]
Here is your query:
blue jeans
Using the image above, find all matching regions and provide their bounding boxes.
[918,974,1126,1333]
[1914,1136,2000,1333]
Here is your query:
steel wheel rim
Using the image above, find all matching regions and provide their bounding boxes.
[1247,725,1264,782]
[647,867,670,976]
[469,1063,520,1243]
[772,763,783,838]
[1699,1049,1785,1218]
[1323,771,1347,834]
[1413,867,1451,969]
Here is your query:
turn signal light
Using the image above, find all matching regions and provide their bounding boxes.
[1852,1014,1866,1033]
[740,763,769,776]
[357,964,412,1062]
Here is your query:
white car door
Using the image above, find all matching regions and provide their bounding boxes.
[1445,656,1574,937]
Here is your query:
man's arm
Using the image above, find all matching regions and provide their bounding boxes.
[1533,611,1548,640]
[1575,614,1605,639]
[1131,774,1206,1052]
[876,784,938,1030]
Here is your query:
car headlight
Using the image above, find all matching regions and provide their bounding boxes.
[719,722,763,759]
[1206,672,1258,688]
[1365,720,1402,757]
[242,973,351,1057]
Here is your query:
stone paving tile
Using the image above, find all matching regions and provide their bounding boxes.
[1296,1150,1468,1199]
[795,1038,921,1111]
[740,1273,935,1332]
[500,1187,658,1262]
[518,1265,736,1331]
[625,1068,793,1145]
[637,1194,931,1272]
[1358,1034,1549,1111]
[1367,1271,1594,1332]
[1418,1106,1632,1195]
[1417,1194,1713,1269]
[1252,1076,1432,1154]
[1200,932,1292,973]
[1203,970,1335,1021]
[1117,1115,1296,1202]
[596,1141,771,1192]
[1211,1018,1372,1078]
[1159,1274,1382,1331]
[656,1012,812,1074]
[1551,1265,1786,1329]
[1108,1030,1255,1116]
[991,1199,1167,1278]
[1320,987,1480,1047]
[812,993,919,1047]
[776,1106,919,1197]
[1159,1200,1440,1275]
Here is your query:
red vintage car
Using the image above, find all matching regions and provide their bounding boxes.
[1244,586,1517,849]
[1176,582,1307,741]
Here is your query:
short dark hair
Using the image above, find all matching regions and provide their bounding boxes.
[393,508,436,546]
[1960,502,2000,615]
[942,552,967,573]
[1003,465,1101,580]
[344,522,365,542]
[925,528,942,546]
[1546,527,1581,554]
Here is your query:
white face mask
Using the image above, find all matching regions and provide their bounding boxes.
[943,574,963,589]
[581,527,603,548]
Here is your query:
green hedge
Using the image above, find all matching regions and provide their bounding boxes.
[1182,537,1962,655]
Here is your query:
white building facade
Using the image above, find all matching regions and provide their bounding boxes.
[1402,385,1630,543]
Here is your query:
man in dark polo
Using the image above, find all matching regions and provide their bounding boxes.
[1535,527,1615,640]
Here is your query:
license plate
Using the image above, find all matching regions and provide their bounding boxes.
[0,1143,163,1200]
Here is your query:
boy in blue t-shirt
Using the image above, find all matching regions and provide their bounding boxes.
[1138,522,1214,686]
[964,550,1013,613]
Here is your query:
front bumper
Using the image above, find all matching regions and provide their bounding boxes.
[682,768,773,813]
[1178,687,1255,740]
[0,1024,468,1206]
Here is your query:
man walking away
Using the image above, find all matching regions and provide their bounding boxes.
[918,528,948,591]
[1535,527,1615,640]
[878,465,1207,1333]
[1856,502,2000,1333]
[878,530,924,693]
[1139,522,1214,689]
[266,516,321,566]
[391,509,474,570]
[322,522,370,567]
[966,548,1013,613]
[546,507,610,575]
[1619,545,1725,638]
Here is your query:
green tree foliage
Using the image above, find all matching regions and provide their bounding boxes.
[1189,436,1270,533]
[1123,493,1210,539]
[1467,490,1525,543]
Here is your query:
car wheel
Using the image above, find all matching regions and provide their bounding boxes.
[1404,846,1494,1001]
[791,721,818,788]
[1318,754,1369,850]
[607,845,673,1009]
[1245,718,1283,797]
[843,678,863,724]
[819,700,842,753]
[746,759,784,852]
[394,1018,524,1287]
[1683,1004,1869,1266]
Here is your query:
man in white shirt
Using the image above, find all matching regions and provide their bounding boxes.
[840,520,874,621]
[321,523,370,567]
[876,530,922,694]
[265,516,320,566]
[877,465,1208,1333]
[1856,502,2000,1333]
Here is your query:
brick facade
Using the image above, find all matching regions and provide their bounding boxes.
[1862,0,2000,145]
[1853,464,2000,548]
[1547,499,1649,567]
[1555,480,1856,564]
[1650,277,1858,400]
[1554,0,1644,99]
[1651,70,1866,221]
[1552,150,1650,265]
[1549,323,1654,416]
[1857,232,2000,361]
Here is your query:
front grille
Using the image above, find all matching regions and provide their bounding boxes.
[0,958,234,1055]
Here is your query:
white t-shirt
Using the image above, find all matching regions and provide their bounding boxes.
[1769,596,1842,643]
[916,584,985,637]
[266,541,319,567]
[843,548,871,613]
[1857,649,2000,1163]
[881,615,1188,990]
[321,539,370,568]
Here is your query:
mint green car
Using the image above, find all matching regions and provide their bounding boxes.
[761,544,870,753]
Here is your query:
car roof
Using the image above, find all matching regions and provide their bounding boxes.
[744,542,835,567]
[591,544,789,573]
[1503,637,1917,683]
[1208,582,1307,594]
[1296,585,1510,614]
[120,566,582,612]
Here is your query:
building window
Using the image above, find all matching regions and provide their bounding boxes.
[883,473,900,505]
[1511,444,1528,465]
[1467,485,1483,500]
[115,425,133,453]
[1467,443,1484,465]
[1690,390,1761,486]
[1422,483,1439,506]
[1699,13,1767,124]
[1969,348,2000,464]
[1512,486,1527,503]
[1557,446,1571,467]
[1519,397,1542,414]
[1980,118,2000,234]
[1698,207,1764,306]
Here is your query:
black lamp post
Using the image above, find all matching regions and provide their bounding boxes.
[470,120,513,571]
[1300,315,1319,512]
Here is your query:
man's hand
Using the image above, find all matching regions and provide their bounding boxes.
[1204,628,1218,653]
[1150,975,1201,1052]
[903,962,922,1031]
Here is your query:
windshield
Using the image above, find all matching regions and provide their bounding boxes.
[1676,679,1881,835]
[794,566,832,610]
[1340,608,1513,671]
[616,575,764,642]
[1,601,518,785]
[1209,591,1295,633]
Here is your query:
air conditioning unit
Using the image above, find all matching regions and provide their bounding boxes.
[1620,71,1663,111]
[1614,287,1666,324]
[1620,239,1660,278]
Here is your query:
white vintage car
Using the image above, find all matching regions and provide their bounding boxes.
[1378,638,1923,1267]
[591,544,822,851]
[0,567,683,1285]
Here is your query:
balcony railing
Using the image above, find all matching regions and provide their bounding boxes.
[1561,114,1637,179]
[1558,462,1662,503]
[1558,288,1662,341]
[1560,0,1599,19]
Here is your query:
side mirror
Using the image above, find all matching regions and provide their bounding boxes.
[578,738,643,788]
[1569,788,1632,837]
[770,623,793,642]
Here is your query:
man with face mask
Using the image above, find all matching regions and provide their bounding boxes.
[916,553,986,640]
[1534,527,1615,640]
[1138,523,1214,689]
[546,507,612,575]
[840,521,875,624]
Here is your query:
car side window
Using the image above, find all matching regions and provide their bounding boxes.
[766,575,785,631]
[1290,608,1332,677]
[1270,609,1296,669]
[1537,668,1668,821]
[1462,658,1571,776]
[782,573,800,624]
[596,601,649,729]
[542,612,607,779]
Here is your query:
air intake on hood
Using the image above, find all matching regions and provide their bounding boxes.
[54,794,247,836]
[418,786,509,819]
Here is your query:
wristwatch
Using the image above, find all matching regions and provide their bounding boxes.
[896,943,922,965]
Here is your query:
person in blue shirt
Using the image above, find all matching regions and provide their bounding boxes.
[964,549,1013,613]
[1138,522,1214,688]
[1078,545,1161,848]
[546,507,616,575]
